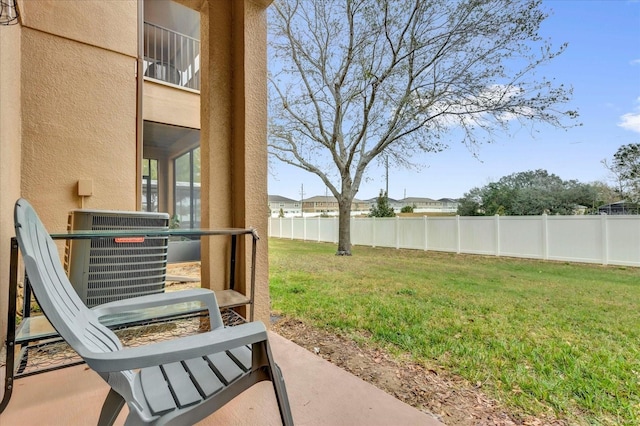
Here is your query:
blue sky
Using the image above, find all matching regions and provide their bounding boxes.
[267,0,640,201]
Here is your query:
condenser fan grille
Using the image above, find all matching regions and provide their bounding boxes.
[65,210,170,307]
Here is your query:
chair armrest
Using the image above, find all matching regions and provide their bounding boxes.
[91,289,220,321]
[82,321,268,372]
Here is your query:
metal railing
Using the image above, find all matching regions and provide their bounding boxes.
[144,22,200,91]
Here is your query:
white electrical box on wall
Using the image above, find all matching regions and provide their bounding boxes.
[77,179,93,196]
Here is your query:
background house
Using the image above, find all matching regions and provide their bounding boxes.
[0,0,273,344]
[398,197,460,213]
[598,201,640,215]
[268,195,302,217]
[364,196,403,213]
[364,196,460,214]
[301,195,370,216]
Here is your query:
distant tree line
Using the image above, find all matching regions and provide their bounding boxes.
[456,144,640,216]
[456,169,616,216]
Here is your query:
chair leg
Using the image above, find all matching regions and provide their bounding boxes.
[272,363,294,426]
[251,340,294,425]
[98,389,126,426]
[263,342,294,426]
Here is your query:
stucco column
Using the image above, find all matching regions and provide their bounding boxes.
[233,0,270,324]
[199,0,270,324]
[0,22,22,361]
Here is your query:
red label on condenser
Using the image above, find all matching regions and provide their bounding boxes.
[114,237,145,243]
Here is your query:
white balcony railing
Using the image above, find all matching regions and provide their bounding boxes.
[144,22,200,91]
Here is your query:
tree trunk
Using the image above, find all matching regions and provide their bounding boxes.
[336,197,352,255]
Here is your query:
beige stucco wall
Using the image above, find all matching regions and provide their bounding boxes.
[199,0,271,323]
[21,28,138,228]
[20,0,137,58]
[199,0,234,298]
[0,22,22,355]
[0,0,273,351]
[234,0,270,324]
[143,80,200,129]
[20,0,138,229]
[1,1,138,352]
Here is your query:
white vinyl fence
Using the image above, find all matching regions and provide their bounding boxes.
[268,215,640,267]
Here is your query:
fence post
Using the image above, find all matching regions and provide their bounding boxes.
[495,214,500,256]
[372,217,376,247]
[456,215,461,254]
[303,216,307,241]
[541,214,548,260]
[279,217,282,238]
[396,216,400,249]
[423,215,428,251]
[318,216,321,242]
[601,214,609,265]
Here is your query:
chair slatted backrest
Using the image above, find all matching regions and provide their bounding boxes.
[14,199,122,357]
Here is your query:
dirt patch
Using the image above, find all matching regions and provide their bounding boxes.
[165,262,202,291]
[271,317,567,426]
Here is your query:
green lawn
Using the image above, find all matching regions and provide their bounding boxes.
[269,238,640,425]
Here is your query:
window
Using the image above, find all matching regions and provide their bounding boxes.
[142,158,158,212]
[174,147,201,228]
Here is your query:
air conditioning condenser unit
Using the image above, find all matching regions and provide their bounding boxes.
[64,209,170,308]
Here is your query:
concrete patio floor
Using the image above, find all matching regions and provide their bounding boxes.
[1,332,442,425]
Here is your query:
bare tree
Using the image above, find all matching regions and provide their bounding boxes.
[601,158,626,197]
[602,143,640,202]
[268,0,577,255]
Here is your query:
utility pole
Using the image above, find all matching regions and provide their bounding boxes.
[300,183,305,217]
[385,155,389,196]
[325,186,329,216]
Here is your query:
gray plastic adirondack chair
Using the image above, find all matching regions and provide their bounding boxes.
[14,199,294,426]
